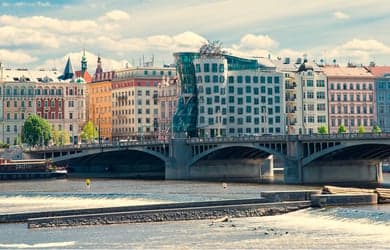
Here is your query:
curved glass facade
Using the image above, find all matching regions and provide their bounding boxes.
[172,52,200,136]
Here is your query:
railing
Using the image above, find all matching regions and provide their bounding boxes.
[25,133,390,152]
[25,139,170,152]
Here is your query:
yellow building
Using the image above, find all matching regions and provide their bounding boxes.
[87,56,115,141]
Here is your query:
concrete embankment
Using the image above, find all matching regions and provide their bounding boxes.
[0,198,268,223]
[27,201,310,229]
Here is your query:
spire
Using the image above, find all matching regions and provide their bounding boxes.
[81,48,87,73]
[59,57,74,80]
[95,54,103,75]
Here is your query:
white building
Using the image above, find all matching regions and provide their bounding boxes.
[194,46,285,137]
[274,58,328,134]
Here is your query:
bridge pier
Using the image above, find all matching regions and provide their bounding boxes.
[166,139,192,180]
[303,159,383,185]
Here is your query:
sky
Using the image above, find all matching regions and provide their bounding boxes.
[0,0,390,72]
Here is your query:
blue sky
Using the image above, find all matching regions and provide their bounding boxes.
[1,0,390,71]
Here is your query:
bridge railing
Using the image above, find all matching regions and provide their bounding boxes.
[187,135,288,144]
[297,132,390,141]
[24,139,170,152]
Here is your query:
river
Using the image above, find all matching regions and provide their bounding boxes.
[0,174,389,249]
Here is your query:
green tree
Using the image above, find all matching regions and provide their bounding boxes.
[372,125,382,134]
[52,129,60,145]
[358,125,366,133]
[338,124,347,133]
[22,115,52,146]
[60,130,71,145]
[317,125,328,134]
[81,121,98,142]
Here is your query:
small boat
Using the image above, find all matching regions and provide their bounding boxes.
[0,158,67,180]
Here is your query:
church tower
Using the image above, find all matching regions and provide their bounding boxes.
[81,48,87,73]
[95,55,103,75]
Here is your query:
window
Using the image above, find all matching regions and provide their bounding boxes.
[316,80,325,87]
[267,76,272,84]
[205,75,210,83]
[307,80,313,87]
[245,76,251,83]
[237,76,243,83]
[253,76,259,83]
[212,63,218,72]
[204,63,210,72]
[219,64,224,73]
[213,75,218,83]
[195,64,201,72]
[228,76,234,83]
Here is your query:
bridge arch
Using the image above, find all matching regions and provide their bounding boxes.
[48,146,170,179]
[302,141,390,166]
[51,147,169,165]
[187,143,286,168]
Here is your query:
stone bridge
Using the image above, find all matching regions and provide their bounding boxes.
[23,133,390,185]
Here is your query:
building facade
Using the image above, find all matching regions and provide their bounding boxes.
[112,67,176,140]
[274,58,328,135]
[0,66,86,145]
[175,42,286,137]
[88,56,115,141]
[157,76,180,139]
[323,66,376,133]
[367,66,390,132]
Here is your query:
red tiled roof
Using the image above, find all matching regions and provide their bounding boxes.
[75,70,92,83]
[322,66,373,77]
[367,66,390,77]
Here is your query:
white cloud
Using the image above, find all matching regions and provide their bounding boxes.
[99,10,130,22]
[172,31,207,50]
[40,50,129,72]
[0,26,60,48]
[0,15,98,35]
[341,39,390,53]
[233,34,278,50]
[333,11,350,20]
[0,49,38,65]
[323,38,390,65]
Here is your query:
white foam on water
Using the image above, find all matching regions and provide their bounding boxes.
[0,241,75,249]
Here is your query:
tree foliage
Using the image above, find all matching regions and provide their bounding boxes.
[317,125,328,134]
[52,130,71,145]
[372,125,382,134]
[81,121,98,142]
[358,125,366,133]
[22,115,52,146]
[338,124,347,133]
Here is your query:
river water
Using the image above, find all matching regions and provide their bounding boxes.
[0,174,389,249]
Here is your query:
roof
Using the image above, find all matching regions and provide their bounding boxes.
[297,59,314,72]
[322,66,373,78]
[367,66,390,77]
[59,57,74,80]
[1,68,60,83]
[75,70,92,83]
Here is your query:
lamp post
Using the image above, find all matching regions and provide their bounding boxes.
[98,113,101,144]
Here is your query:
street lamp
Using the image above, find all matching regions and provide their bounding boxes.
[98,113,101,144]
